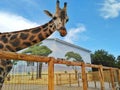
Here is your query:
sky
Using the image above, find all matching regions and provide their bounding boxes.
[0,0,120,57]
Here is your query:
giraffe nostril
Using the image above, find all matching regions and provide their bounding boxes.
[59,27,67,37]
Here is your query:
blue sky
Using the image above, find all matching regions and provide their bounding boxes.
[0,0,120,57]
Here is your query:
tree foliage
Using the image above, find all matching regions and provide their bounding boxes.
[91,49,116,71]
[65,51,83,62]
[22,43,52,56]
[116,55,120,68]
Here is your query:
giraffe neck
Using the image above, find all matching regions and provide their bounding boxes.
[0,19,56,52]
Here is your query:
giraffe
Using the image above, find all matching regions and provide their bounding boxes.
[0,0,69,89]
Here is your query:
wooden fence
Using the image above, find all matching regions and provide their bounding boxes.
[0,50,120,90]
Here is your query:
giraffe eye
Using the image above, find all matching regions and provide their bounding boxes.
[66,18,69,22]
[53,17,57,20]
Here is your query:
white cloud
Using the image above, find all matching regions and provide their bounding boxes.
[64,24,88,43]
[0,12,38,33]
[100,0,120,19]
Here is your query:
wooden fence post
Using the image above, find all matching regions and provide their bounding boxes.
[110,68,115,90]
[98,65,105,90]
[48,57,54,90]
[81,63,87,90]
[56,74,58,85]
[78,73,81,87]
[118,70,120,87]
[59,74,61,85]
[118,69,120,86]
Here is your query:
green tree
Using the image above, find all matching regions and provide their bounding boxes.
[22,43,52,79]
[91,49,116,71]
[116,55,120,68]
[65,51,83,79]
[65,51,83,62]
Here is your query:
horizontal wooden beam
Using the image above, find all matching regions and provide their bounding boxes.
[86,63,119,70]
[86,64,99,68]
[54,58,82,66]
[0,50,50,62]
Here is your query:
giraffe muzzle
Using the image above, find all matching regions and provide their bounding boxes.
[59,27,67,37]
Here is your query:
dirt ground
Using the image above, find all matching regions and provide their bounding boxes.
[2,84,111,90]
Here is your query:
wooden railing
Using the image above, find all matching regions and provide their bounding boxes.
[0,50,120,90]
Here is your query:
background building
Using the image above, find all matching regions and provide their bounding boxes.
[42,38,91,64]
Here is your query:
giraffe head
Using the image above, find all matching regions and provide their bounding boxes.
[44,0,69,37]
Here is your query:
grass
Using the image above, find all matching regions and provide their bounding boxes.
[4,71,112,85]
[4,72,78,85]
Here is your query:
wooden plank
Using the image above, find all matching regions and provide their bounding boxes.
[81,63,87,90]
[54,58,82,66]
[85,64,99,68]
[48,57,54,90]
[110,68,115,90]
[98,65,105,90]
[0,50,50,62]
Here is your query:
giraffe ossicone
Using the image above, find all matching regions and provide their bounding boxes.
[0,0,69,89]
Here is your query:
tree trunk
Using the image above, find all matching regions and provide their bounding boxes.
[31,66,34,80]
[72,66,78,80]
[36,62,42,79]
[75,70,78,80]
[39,62,42,78]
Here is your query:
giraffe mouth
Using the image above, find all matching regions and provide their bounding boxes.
[59,27,67,37]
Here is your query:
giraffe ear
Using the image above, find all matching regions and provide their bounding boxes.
[44,10,53,18]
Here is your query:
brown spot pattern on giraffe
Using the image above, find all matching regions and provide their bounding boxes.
[29,35,35,41]
[6,45,15,52]
[23,42,31,47]
[0,35,8,43]
[10,39,20,47]
[31,28,41,34]
[38,33,44,41]
[20,33,29,40]
[0,44,3,49]
[10,34,18,40]
[15,47,22,51]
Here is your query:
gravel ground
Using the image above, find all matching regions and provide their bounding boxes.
[2,84,112,90]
